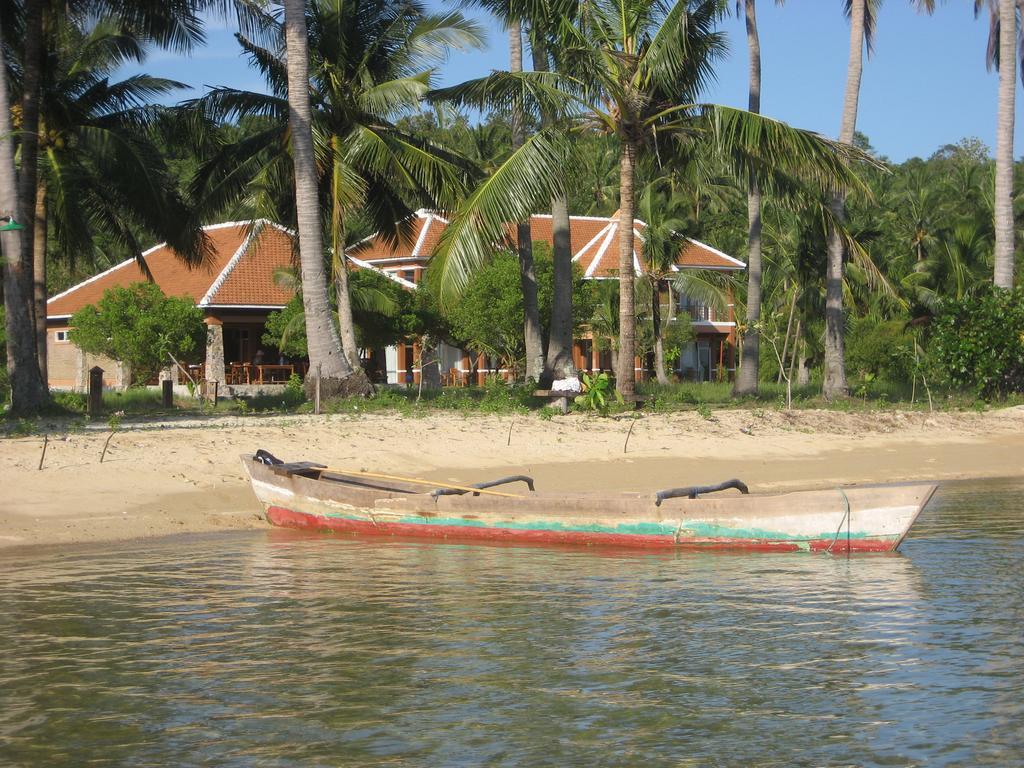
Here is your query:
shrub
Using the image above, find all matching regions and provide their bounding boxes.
[846,317,914,384]
[70,283,205,385]
[928,287,1024,399]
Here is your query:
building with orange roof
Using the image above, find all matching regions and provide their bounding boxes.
[47,211,744,392]
[353,210,745,385]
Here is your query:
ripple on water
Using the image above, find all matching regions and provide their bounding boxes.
[0,477,1022,767]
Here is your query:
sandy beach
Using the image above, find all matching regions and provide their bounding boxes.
[2,406,1023,551]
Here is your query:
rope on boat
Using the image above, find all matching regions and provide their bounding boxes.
[825,488,852,555]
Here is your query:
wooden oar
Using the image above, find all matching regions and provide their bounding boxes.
[319,468,524,499]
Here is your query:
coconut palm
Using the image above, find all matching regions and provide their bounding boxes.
[975,0,1019,288]
[281,0,359,392]
[195,0,480,391]
[1,12,47,414]
[733,0,784,396]
[823,0,936,399]
[32,19,204,384]
[430,0,874,399]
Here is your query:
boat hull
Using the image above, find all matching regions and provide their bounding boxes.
[243,457,937,554]
[263,504,905,552]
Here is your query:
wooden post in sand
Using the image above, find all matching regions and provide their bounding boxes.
[161,379,174,408]
[88,366,103,416]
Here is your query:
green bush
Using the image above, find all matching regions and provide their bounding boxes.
[846,317,914,384]
[70,283,205,385]
[928,287,1024,399]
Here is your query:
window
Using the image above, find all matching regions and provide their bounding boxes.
[54,330,70,343]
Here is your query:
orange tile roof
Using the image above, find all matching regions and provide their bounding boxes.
[356,210,745,276]
[47,220,298,318]
[210,224,297,306]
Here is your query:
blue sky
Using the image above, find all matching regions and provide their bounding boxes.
[125,0,1021,163]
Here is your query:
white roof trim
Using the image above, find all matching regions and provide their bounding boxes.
[346,253,418,290]
[572,222,614,263]
[410,215,432,257]
[198,220,266,307]
[584,225,617,278]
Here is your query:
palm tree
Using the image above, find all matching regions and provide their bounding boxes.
[976,0,1019,288]
[430,0,873,400]
[734,0,784,396]
[32,19,203,385]
[282,0,363,393]
[823,0,936,399]
[200,0,479,393]
[1,13,47,414]
[510,16,545,382]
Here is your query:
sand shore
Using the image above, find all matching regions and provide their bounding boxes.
[3,406,1023,551]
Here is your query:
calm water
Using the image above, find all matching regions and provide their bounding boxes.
[1,479,1022,767]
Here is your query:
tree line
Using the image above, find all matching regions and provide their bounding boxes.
[1,0,1021,416]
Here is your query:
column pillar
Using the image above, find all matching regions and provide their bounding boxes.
[204,316,226,387]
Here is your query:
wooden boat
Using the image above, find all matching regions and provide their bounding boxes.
[241,451,937,553]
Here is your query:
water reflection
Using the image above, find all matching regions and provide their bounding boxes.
[0,477,1021,766]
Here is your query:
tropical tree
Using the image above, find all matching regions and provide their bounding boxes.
[733,0,783,396]
[199,0,480,394]
[636,177,690,384]
[430,0,873,400]
[975,0,1019,288]
[823,0,936,399]
[32,18,201,384]
[1,11,47,414]
[281,0,361,394]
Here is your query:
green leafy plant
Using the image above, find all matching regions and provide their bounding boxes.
[574,372,623,416]
[928,287,1024,399]
[69,283,205,386]
[696,401,713,420]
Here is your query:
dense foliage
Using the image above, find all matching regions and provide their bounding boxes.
[262,270,448,356]
[928,288,1024,399]
[69,284,205,385]
[444,244,596,372]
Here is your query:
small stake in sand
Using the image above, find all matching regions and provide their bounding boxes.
[623,413,639,454]
[38,433,48,470]
[101,412,122,464]
[100,432,115,463]
[507,419,514,446]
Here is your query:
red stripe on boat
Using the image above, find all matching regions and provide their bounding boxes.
[265,506,896,553]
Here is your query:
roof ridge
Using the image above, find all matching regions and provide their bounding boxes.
[346,253,418,290]
[198,221,266,307]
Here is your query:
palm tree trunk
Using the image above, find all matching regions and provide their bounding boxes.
[994,0,1016,288]
[329,145,362,370]
[824,0,865,399]
[283,0,368,396]
[0,15,46,415]
[34,176,47,383]
[616,137,637,399]
[544,192,575,384]
[734,0,763,397]
[18,0,43,303]
[652,278,669,385]
[511,21,543,382]
[527,37,574,386]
